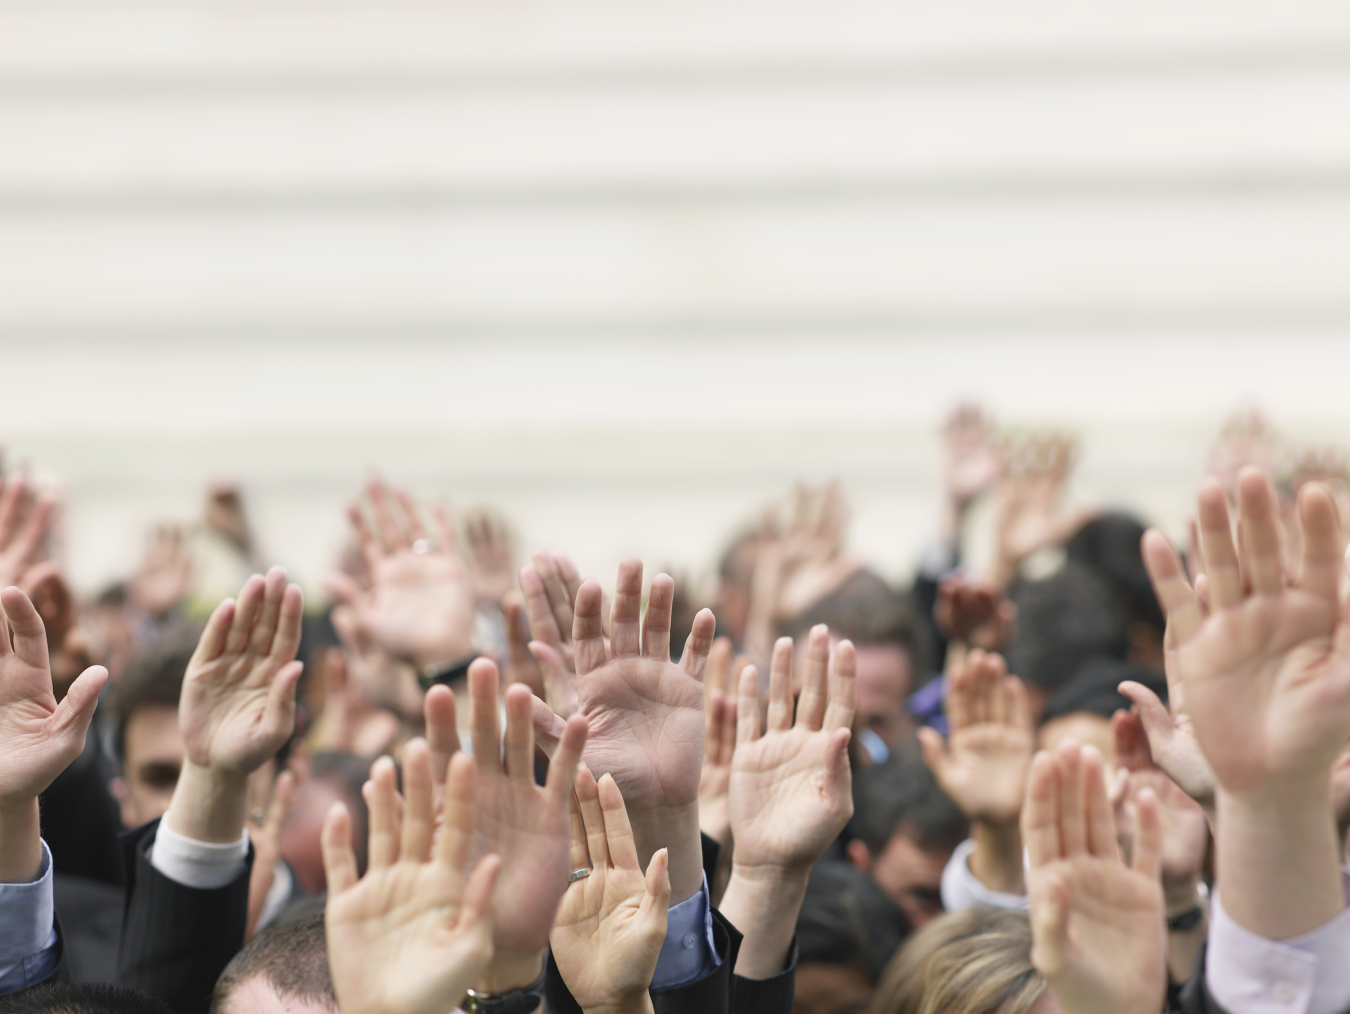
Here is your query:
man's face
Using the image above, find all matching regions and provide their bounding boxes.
[114,704,183,829]
[863,828,951,929]
[219,976,336,1014]
[854,643,913,747]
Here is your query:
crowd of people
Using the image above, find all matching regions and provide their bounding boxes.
[1,405,1349,1014]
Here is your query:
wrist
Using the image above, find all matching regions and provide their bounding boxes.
[970,820,1025,895]
[720,863,809,980]
[165,760,251,844]
[474,948,544,995]
[625,800,703,905]
[0,797,43,883]
[586,995,654,1014]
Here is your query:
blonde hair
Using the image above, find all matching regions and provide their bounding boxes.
[870,907,1046,1014]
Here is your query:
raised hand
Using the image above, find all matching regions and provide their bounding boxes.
[1141,468,1350,938]
[992,433,1094,586]
[531,559,716,905]
[1116,595,1216,820]
[463,508,517,604]
[327,481,476,673]
[169,567,302,842]
[1025,741,1167,1014]
[468,658,589,991]
[933,574,1017,651]
[0,585,107,881]
[697,638,739,847]
[499,590,546,699]
[0,475,54,592]
[717,627,855,978]
[518,549,611,718]
[551,767,669,1014]
[323,744,500,1014]
[129,524,191,619]
[919,649,1033,826]
[941,402,1001,526]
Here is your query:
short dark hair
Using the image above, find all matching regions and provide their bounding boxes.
[1041,657,1168,724]
[0,983,170,1014]
[109,622,203,761]
[796,859,911,981]
[210,913,335,1014]
[1065,512,1165,631]
[853,739,968,857]
[1003,563,1130,692]
[782,570,932,675]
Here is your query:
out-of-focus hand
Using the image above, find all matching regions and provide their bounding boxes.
[0,475,54,593]
[551,767,668,1014]
[518,549,612,719]
[933,574,1017,651]
[942,403,1002,513]
[697,638,739,847]
[330,604,423,723]
[919,650,1034,825]
[1117,594,1217,819]
[530,559,716,906]
[327,481,476,673]
[1025,742,1167,1014]
[499,590,545,699]
[129,524,191,618]
[0,585,107,881]
[1142,468,1350,939]
[992,434,1094,586]
[469,658,589,991]
[323,744,500,1014]
[1109,709,1208,894]
[245,770,296,941]
[463,508,517,604]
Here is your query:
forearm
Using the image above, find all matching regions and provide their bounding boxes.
[164,761,250,844]
[1216,781,1343,939]
[969,820,1025,895]
[0,798,43,884]
[717,864,808,980]
[587,996,655,1014]
[627,802,703,905]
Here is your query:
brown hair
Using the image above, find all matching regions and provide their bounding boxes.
[870,907,1045,1014]
[210,913,335,1014]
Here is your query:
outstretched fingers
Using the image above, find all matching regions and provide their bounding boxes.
[1236,469,1284,595]
[543,713,589,804]
[423,685,461,788]
[766,637,794,732]
[401,738,436,863]
[574,764,608,871]
[1141,530,1203,643]
[823,639,858,732]
[796,625,831,731]
[1022,751,1062,867]
[436,753,480,874]
[571,580,609,676]
[1081,745,1119,861]
[363,756,400,869]
[736,664,761,747]
[1298,482,1343,603]
[609,559,644,658]
[641,574,674,661]
[321,801,359,895]
[597,773,641,872]
[1196,479,1243,609]
[678,609,716,682]
[503,684,537,785]
[224,574,266,656]
[0,586,50,672]
[469,660,503,776]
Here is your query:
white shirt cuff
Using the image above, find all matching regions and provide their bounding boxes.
[1207,872,1350,1014]
[939,838,1028,913]
[150,821,249,890]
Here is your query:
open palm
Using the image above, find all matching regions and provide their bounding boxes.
[1025,743,1166,1014]
[180,567,303,775]
[0,586,106,805]
[324,744,500,1014]
[1142,472,1350,794]
[730,628,855,869]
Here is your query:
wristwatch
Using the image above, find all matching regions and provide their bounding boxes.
[416,653,478,692]
[462,965,547,1014]
[1166,905,1206,932]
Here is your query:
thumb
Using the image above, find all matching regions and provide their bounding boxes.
[917,726,949,777]
[641,847,672,932]
[51,664,108,746]
[1118,681,1173,757]
[825,727,852,787]
[529,693,568,759]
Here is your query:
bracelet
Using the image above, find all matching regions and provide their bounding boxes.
[1166,905,1206,933]
[416,654,479,692]
[462,964,547,1014]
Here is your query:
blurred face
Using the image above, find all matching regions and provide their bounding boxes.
[113,704,183,829]
[219,976,337,1014]
[855,828,951,930]
[1037,712,1114,769]
[854,643,913,747]
[280,778,347,895]
[793,962,873,1014]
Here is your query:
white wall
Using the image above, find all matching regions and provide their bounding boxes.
[3,2,1349,594]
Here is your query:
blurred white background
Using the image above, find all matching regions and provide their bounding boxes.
[3,1,1349,595]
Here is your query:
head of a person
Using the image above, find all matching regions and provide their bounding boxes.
[786,571,931,748]
[210,913,337,1014]
[280,752,372,895]
[846,743,968,929]
[0,984,170,1014]
[1003,563,1130,724]
[1065,513,1165,670]
[1036,657,1168,766]
[108,622,202,829]
[870,907,1059,1014]
[793,860,912,1014]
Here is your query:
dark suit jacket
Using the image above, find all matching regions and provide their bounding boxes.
[53,873,123,984]
[545,834,797,1014]
[39,720,125,886]
[116,819,254,1014]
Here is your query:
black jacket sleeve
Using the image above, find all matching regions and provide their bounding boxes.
[115,818,254,1014]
